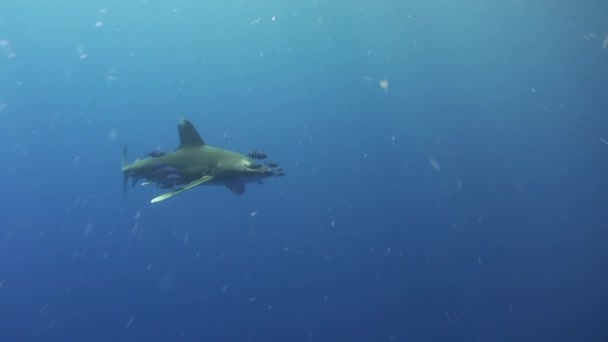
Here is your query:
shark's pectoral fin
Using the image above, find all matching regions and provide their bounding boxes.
[150,175,214,204]
[226,183,246,196]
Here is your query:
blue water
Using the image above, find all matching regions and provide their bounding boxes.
[1,1,607,341]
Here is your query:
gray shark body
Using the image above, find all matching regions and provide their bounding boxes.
[122,119,280,203]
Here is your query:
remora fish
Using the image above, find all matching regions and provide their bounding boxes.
[122,119,282,203]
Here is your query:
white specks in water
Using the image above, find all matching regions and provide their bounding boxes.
[76,44,88,59]
[378,78,389,92]
[125,314,135,328]
[457,179,462,191]
[282,246,289,252]
[583,32,597,40]
[95,21,103,27]
[477,257,482,264]
[323,294,329,302]
[183,233,189,243]
[84,223,93,236]
[108,129,118,140]
[221,285,227,293]
[508,303,514,312]
[130,223,138,235]
[106,68,118,81]
[391,135,396,146]
[0,39,16,58]
[330,220,335,227]
[250,17,261,26]
[250,211,258,217]
[0,102,7,113]
[248,296,257,302]
[600,137,608,145]
[429,158,441,171]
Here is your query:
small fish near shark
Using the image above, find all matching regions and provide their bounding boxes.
[122,119,284,204]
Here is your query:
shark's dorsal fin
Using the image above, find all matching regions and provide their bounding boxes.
[177,119,205,149]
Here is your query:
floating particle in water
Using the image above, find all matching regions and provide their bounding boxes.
[95,21,103,27]
[76,44,88,59]
[106,68,118,81]
[125,315,135,328]
[108,129,117,140]
[250,211,258,217]
[603,34,608,49]
[583,32,597,40]
[600,137,608,145]
[429,158,441,171]
[248,296,257,302]
[0,39,16,58]
[378,78,389,92]
[331,220,335,227]
[250,17,261,26]
[84,223,93,236]
[271,16,276,21]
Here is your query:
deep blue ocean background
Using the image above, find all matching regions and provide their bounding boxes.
[1,1,607,341]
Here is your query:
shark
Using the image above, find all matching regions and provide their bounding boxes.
[121,119,283,204]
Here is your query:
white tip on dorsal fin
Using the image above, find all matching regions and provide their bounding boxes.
[177,119,205,149]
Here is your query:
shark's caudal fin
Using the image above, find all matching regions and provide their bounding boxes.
[122,145,129,197]
[177,119,205,149]
[121,145,129,170]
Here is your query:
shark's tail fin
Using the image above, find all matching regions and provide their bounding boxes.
[122,145,129,170]
[122,145,129,197]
